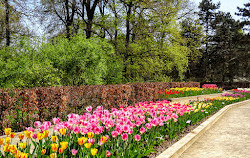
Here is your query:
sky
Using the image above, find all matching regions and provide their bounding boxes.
[192,0,248,21]
[27,0,248,37]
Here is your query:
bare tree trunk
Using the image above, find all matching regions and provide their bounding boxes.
[65,0,71,39]
[125,1,132,49]
[86,19,93,38]
[85,0,99,38]
[124,1,133,80]
[5,0,10,46]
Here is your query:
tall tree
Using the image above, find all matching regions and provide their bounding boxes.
[235,2,250,31]
[198,0,220,81]
[39,0,77,40]
[210,12,243,82]
[180,18,203,80]
[76,0,100,38]
[0,0,26,47]
[4,0,10,46]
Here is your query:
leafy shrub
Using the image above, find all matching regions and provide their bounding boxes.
[0,34,124,88]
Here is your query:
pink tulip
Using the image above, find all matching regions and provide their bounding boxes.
[80,128,88,135]
[34,121,41,128]
[68,126,73,131]
[96,106,103,111]
[140,127,146,134]
[106,150,111,157]
[121,133,128,141]
[128,129,133,135]
[26,127,35,132]
[53,118,60,124]
[146,123,152,129]
[71,149,78,155]
[86,106,93,112]
[88,138,95,145]
[32,133,37,139]
[123,125,130,133]
[111,131,118,138]
[43,121,51,128]
[105,135,109,141]
[98,141,104,146]
[73,126,81,134]
[134,134,141,141]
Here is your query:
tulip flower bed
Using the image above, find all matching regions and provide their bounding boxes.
[1,92,249,158]
[221,88,250,99]
[0,82,200,136]
[157,86,223,100]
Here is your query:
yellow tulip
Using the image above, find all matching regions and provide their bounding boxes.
[0,138,4,145]
[41,149,46,155]
[5,128,11,135]
[60,141,68,150]
[24,131,33,139]
[84,143,91,148]
[51,143,58,152]
[43,130,49,138]
[78,137,88,145]
[19,142,27,149]
[10,132,15,138]
[87,132,94,138]
[9,145,17,155]
[14,150,21,158]
[50,153,57,158]
[3,144,10,152]
[6,137,11,144]
[37,133,44,140]
[52,136,57,142]
[19,134,24,140]
[10,149,17,155]
[20,153,29,158]
[91,148,98,156]
[59,147,64,154]
[60,128,67,135]
[9,144,17,150]
[101,136,107,143]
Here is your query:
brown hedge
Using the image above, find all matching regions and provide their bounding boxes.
[0,82,199,135]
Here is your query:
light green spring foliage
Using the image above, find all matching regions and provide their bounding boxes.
[0,34,124,88]
[0,38,60,88]
[117,0,189,82]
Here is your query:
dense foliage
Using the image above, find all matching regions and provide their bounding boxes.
[0,0,249,88]
[0,34,124,88]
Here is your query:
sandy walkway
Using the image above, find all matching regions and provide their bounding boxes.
[179,100,250,158]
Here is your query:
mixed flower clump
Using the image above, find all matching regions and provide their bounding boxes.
[222,93,245,98]
[202,84,218,89]
[0,88,249,158]
[157,86,222,99]
[187,102,213,113]
[232,89,250,94]
[205,96,240,101]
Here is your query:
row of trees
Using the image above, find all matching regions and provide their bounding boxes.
[0,0,249,88]
[196,0,249,82]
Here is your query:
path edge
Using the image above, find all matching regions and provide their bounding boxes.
[156,99,250,158]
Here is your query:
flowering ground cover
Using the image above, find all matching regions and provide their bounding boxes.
[0,90,249,158]
[157,86,223,100]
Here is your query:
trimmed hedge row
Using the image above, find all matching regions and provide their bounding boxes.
[0,82,199,135]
